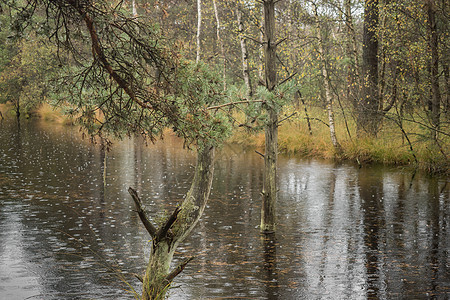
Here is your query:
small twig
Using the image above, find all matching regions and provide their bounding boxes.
[207,99,264,110]
[255,150,265,158]
[277,112,297,126]
[308,117,329,127]
[277,72,297,87]
[244,34,264,45]
[274,37,287,47]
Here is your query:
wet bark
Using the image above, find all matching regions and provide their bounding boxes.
[344,0,360,106]
[261,0,277,233]
[426,0,441,141]
[129,145,215,299]
[358,0,380,136]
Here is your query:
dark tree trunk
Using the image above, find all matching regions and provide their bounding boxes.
[261,0,278,233]
[344,0,360,107]
[15,98,20,127]
[358,0,380,136]
[426,0,441,140]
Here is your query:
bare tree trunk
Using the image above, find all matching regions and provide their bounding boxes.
[444,63,449,115]
[442,0,450,116]
[261,0,278,233]
[358,0,380,136]
[313,6,341,152]
[258,5,265,81]
[131,0,137,18]
[344,0,360,107]
[213,0,226,90]
[196,0,202,63]
[426,0,441,140]
[129,145,215,300]
[236,4,253,98]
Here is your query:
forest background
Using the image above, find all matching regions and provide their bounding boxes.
[0,0,448,174]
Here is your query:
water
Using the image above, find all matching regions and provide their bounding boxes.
[0,120,448,299]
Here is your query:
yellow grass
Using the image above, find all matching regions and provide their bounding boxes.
[35,103,75,125]
[227,107,449,174]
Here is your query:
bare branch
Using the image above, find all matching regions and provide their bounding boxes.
[164,256,195,285]
[128,187,158,237]
[207,100,264,110]
[309,117,330,127]
[244,34,264,45]
[277,112,297,126]
[156,206,181,242]
[277,72,297,87]
[274,37,287,47]
[255,150,265,158]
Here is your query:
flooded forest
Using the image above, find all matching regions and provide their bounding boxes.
[0,0,449,299]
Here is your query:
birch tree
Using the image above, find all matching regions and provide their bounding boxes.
[312,3,341,152]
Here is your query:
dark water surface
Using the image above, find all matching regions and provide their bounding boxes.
[0,120,448,299]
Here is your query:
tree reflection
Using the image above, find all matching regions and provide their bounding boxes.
[262,233,279,300]
[358,167,387,299]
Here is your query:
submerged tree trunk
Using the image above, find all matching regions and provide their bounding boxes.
[236,5,253,98]
[358,0,380,136]
[313,6,341,152]
[261,0,278,233]
[129,145,215,300]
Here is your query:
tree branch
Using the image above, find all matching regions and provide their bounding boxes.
[207,99,264,110]
[275,37,287,47]
[309,117,330,127]
[66,1,160,111]
[128,187,158,237]
[277,112,297,126]
[164,256,195,285]
[244,34,264,45]
[255,150,265,158]
[277,72,297,87]
[156,206,181,243]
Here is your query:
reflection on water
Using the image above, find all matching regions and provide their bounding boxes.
[0,120,449,299]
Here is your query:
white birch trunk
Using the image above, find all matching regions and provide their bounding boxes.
[213,0,226,90]
[196,0,202,63]
[314,6,341,151]
[236,5,253,97]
